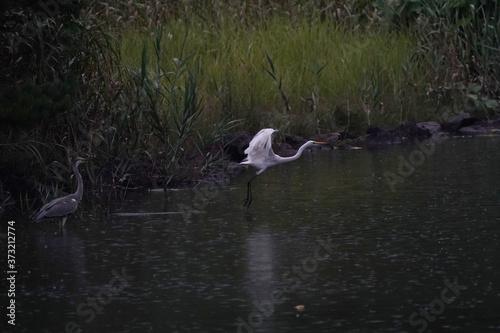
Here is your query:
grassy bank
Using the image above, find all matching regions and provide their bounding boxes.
[108,0,499,135]
[120,19,419,136]
[1,0,499,217]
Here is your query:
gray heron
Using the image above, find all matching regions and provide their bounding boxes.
[34,157,89,226]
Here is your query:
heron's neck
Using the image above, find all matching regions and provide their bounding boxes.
[74,163,84,201]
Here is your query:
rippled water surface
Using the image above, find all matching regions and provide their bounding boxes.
[11,136,500,332]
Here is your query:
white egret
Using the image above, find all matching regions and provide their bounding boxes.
[240,128,327,208]
[34,157,89,227]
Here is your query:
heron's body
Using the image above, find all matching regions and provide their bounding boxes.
[34,157,87,226]
[240,128,326,208]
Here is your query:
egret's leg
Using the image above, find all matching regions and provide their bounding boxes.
[245,175,258,208]
[61,215,67,227]
[245,180,252,208]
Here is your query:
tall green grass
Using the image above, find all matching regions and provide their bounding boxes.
[118,17,425,136]
[106,0,499,135]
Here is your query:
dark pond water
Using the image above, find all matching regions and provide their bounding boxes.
[6,136,500,333]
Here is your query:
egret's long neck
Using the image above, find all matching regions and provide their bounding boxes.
[278,141,314,163]
[74,162,84,201]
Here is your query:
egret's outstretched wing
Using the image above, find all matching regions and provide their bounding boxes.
[241,128,278,172]
[243,128,277,159]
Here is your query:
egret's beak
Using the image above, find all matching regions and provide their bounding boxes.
[313,141,334,149]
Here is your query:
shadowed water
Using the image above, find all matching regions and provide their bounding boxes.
[10,136,500,333]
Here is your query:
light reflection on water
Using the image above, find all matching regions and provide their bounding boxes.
[12,136,500,332]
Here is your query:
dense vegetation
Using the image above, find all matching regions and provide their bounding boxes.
[1,0,499,217]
